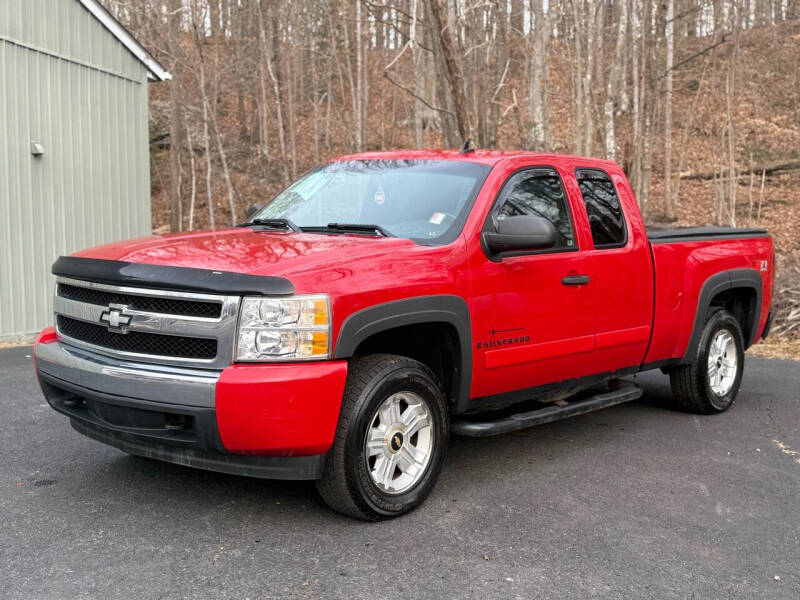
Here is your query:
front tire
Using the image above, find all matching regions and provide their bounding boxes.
[669,309,745,414]
[316,354,449,520]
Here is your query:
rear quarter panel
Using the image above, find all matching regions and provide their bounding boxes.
[645,236,773,364]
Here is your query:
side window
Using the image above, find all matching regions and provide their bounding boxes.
[575,169,627,248]
[492,168,575,249]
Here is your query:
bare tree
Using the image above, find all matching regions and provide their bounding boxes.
[255,0,272,162]
[411,0,424,148]
[604,0,628,159]
[530,0,553,151]
[167,0,184,232]
[725,0,743,227]
[630,0,642,196]
[663,0,675,220]
[355,0,365,151]
[428,0,469,141]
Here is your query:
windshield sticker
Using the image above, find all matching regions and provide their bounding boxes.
[429,212,446,225]
[374,185,386,205]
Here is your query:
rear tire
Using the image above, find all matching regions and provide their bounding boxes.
[316,354,449,520]
[669,309,745,414]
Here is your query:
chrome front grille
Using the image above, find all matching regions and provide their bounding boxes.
[56,316,218,359]
[53,277,240,369]
[57,283,223,318]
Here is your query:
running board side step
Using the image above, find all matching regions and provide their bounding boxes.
[451,381,643,437]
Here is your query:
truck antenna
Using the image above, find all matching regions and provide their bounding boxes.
[459,139,475,154]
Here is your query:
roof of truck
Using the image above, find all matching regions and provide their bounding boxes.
[331,149,619,168]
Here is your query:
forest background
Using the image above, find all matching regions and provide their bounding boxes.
[103,0,800,346]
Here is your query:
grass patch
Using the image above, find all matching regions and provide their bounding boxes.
[748,340,800,361]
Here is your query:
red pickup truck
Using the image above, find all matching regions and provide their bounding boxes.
[34,150,774,519]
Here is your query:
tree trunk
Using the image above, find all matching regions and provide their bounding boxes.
[631,0,642,195]
[355,0,364,151]
[167,0,183,232]
[200,62,215,230]
[726,2,743,227]
[186,126,197,232]
[581,0,597,156]
[671,33,715,207]
[604,0,628,160]
[488,0,507,148]
[339,1,360,151]
[529,0,552,151]
[570,0,585,155]
[269,1,290,181]
[256,1,271,161]
[263,1,289,184]
[664,0,675,220]
[411,0,424,148]
[311,51,320,163]
[208,98,237,227]
[287,41,297,179]
[428,0,470,141]
[510,0,524,36]
[680,161,800,180]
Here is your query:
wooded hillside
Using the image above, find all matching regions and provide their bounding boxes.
[103,0,800,339]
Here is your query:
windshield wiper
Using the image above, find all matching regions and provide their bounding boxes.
[242,218,392,237]
[308,223,394,237]
[243,218,302,232]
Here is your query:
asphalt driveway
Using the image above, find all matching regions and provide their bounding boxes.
[2,346,798,599]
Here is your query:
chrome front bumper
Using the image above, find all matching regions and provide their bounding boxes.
[35,340,221,408]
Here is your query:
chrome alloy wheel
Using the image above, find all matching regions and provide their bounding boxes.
[707,329,738,396]
[364,391,434,495]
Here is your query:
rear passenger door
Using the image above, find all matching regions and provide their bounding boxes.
[572,168,654,373]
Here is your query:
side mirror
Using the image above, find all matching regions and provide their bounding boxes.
[244,204,263,223]
[484,215,557,255]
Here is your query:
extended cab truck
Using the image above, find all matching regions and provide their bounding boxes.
[34,150,775,520]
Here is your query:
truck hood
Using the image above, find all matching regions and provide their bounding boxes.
[72,227,419,280]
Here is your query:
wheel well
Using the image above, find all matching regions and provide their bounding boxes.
[352,322,461,404]
[709,287,757,346]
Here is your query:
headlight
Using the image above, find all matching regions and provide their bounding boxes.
[236,295,331,361]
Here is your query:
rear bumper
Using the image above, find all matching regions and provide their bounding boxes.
[34,330,348,479]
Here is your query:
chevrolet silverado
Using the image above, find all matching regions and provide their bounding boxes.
[34,149,775,519]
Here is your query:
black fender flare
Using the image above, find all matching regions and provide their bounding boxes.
[333,295,472,411]
[681,268,762,363]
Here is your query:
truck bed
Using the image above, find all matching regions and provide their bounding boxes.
[644,229,773,367]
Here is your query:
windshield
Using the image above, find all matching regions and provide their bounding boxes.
[252,160,491,243]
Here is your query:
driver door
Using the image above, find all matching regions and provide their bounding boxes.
[468,166,596,400]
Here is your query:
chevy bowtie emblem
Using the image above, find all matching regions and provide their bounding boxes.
[100,304,132,332]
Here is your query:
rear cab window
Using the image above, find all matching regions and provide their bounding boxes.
[574,168,627,249]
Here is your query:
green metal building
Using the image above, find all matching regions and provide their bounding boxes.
[0,0,169,342]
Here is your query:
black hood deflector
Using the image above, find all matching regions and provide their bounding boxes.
[52,256,294,296]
